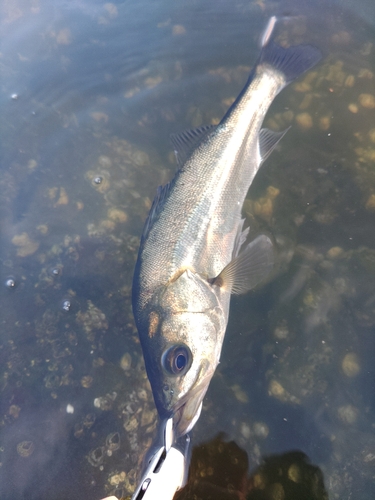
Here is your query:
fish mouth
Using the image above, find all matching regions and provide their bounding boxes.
[170,366,214,437]
[172,398,203,437]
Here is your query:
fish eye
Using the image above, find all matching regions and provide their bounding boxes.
[161,344,192,376]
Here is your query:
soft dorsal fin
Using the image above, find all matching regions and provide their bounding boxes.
[210,234,274,294]
[170,125,216,166]
[259,127,290,163]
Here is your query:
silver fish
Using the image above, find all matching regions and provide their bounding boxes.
[132,32,321,437]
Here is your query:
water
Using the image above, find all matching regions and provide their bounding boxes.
[1,1,375,499]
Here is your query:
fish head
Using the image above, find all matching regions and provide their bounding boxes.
[140,269,227,437]
[157,310,220,436]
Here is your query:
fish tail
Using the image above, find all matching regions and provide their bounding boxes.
[259,16,303,49]
[258,41,322,85]
[259,16,278,48]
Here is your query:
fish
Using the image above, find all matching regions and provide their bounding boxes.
[132,27,321,438]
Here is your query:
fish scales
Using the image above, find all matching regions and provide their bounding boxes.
[145,71,282,281]
[132,35,321,438]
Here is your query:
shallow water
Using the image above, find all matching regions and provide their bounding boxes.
[1,1,375,499]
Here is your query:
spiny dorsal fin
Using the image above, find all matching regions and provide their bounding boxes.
[141,182,171,243]
[211,234,274,294]
[170,125,216,166]
[259,127,290,163]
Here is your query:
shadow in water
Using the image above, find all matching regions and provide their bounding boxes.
[176,434,328,500]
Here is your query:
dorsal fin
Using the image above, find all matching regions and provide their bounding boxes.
[170,125,216,166]
[141,182,171,243]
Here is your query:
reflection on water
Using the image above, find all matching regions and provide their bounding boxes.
[176,434,329,500]
[1,0,375,499]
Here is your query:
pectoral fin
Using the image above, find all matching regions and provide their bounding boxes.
[211,235,274,294]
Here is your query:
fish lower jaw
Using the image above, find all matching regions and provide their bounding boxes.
[183,401,203,434]
[172,399,204,437]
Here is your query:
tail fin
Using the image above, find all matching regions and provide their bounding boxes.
[259,16,302,49]
[259,16,278,48]
[259,41,322,84]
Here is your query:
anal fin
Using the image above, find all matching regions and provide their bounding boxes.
[259,127,290,163]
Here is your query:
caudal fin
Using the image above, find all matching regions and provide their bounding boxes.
[259,41,322,84]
